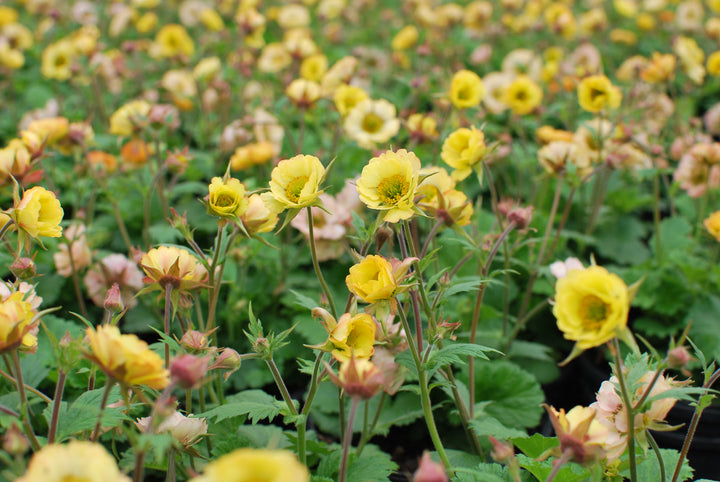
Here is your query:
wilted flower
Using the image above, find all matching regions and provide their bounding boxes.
[17,441,130,482]
[240,194,279,235]
[190,448,309,482]
[674,143,720,198]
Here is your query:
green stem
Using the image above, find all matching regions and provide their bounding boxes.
[298,352,324,464]
[205,224,225,335]
[10,349,40,450]
[164,283,173,369]
[613,338,637,482]
[356,391,386,456]
[647,431,665,482]
[652,172,663,263]
[91,377,114,442]
[396,304,451,471]
[48,369,67,444]
[339,397,360,482]
[545,449,572,482]
[307,207,338,319]
[266,357,298,415]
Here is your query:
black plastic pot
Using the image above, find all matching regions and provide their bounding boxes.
[651,401,720,481]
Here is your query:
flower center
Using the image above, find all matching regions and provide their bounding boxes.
[589,87,605,103]
[580,295,608,329]
[215,193,235,208]
[456,85,471,101]
[55,54,68,68]
[377,174,409,205]
[514,88,528,102]
[285,176,308,203]
[362,113,384,134]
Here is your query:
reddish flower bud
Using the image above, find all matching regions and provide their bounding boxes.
[180,330,212,353]
[11,257,35,280]
[170,354,210,389]
[508,206,534,229]
[2,424,29,455]
[103,283,125,313]
[667,346,693,369]
[413,451,448,482]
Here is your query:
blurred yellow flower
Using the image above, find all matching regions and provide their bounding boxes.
[109,100,151,137]
[449,69,485,109]
[441,126,487,181]
[266,154,325,210]
[86,324,170,389]
[704,210,720,240]
[503,75,543,115]
[343,98,400,149]
[286,78,321,108]
[553,265,630,350]
[640,53,676,83]
[300,53,328,82]
[392,25,419,51]
[41,40,75,80]
[155,24,195,58]
[200,8,224,31]
[544,405,610,465]
[333,84,368,117]
[207,177,248,220]
[708,51,720,76]
[190,448,309,482]
[577,75,622,113]
[18,440,130,482]
[357,148,420,222]
[0,292,34,354]
[12,186,63,239]
[140,246,208,291]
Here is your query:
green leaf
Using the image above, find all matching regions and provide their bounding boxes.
[595,215,650,265]
[288,290,319,311]
[453,463,512,482]
[634,448,693,482]
[650,216,693,256]
[513,433,559,458]
[346,444,398,481]
[425,343,500,373]
[198,390,282,423]
[472,361,544,429]
[372,392,424,437]
[517,454,590,482]
[469,416,527,440]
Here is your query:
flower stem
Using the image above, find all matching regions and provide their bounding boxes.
[10,349,40,450]
[48,369,67,444]
[647,431,665,482]
[307,207,337,318]
[613,338,637,482]
[266,356,298,416]
[298,352,324,464]
[356,391,386,456]
[396,304,451,471]
[339,397,360,482]
[91,377,114,442]
[164,283,173,369]
[545,449,572,482]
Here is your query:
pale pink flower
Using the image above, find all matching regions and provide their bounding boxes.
[549,257,584,279]
[673,143,720,198]
[84,254,144,308]
[136,411,207,447]
[53,224,93,277]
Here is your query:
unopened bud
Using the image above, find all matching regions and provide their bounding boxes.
[489,436,515,464]
[508,206,533,229]
[59,330,72,348]
[104,283,125,313]
[375,226,393,251]
[180,330,211,353]
[413,451,448,482]
[170,354,210,389]
[667,346,692,369]
[209,348,242,380]
[11,257,35,280]
[2,424,29,455]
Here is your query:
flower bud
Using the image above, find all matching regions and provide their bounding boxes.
[170,354,210,389]
[667,346,692,369]
[2,424,29,456]
[11,257,35,280]
[489,436,515,464]
[180,330,211,353]
[507,205,533,229]
[413,451,448,482]
[209,348,242,380]
[103,283,125,313]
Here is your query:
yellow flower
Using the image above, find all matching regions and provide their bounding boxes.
[286,78,321,108]
[12,186,64,239]
[0,7,18,26]
[708,51,720,77]
[357,149,421,223]
[345,254,415,304]
[200,8,224,31]
[41,40,75,81]
[109,100,151,137]
[25,117,69,148]
[392,25,419,51]
[0,292,34,354]
[704,210,720,241]
[190,448,309,482]
[343,98,400,149]
[86,325,170,389]
[193,57,222,82]
[136,12,158,33]
[266,154,325,211]
[328,313,376,361]
[140,246,208,291]
[154,24,195,58]
[335,357,384,399]
[449,69,485,109]
[300,53,328,82]
[241,193,278,234]
[544,405,610,465]
[502,75,543,115]
[674,36,705,84]
[577,75,622,113]
[440,126,487,182]
[207,177,248,219]
[333,84,368,117]
[640,53,676,83]
[553,266,630,350]
[406,113,439,142]
[18,440,130,482]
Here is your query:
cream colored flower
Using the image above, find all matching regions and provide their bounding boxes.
[344,98,400,149]
[266,154,326,211]
[18,441,130,482]
[357,149,421,223]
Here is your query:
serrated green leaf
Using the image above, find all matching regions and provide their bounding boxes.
[453,463,512,482]
[426,343,500,373]
[346,444,398,481]
[469,416,527,439]
[198,390,283,423]
[288,290,319,311]
[633,448,693,482]
[517,453,590,482]
[512,433,559,458]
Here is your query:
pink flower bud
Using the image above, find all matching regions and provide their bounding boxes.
[11,257,35,280]
[489,436,515,463]
[508,206,534,229]
[180,330,211,352]
[170,354,210,389]
[209,348,242,380]
[2,424,29,455]
[103,283,125,313]
[413,451,448,482]
[667,346,692,369]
